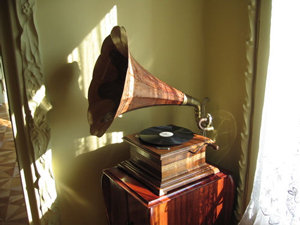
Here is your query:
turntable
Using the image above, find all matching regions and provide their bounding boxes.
[119,125,219,195]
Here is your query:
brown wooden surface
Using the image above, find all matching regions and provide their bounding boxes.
[121,133,219,196]
[119,160,219,196]
[124,133,216,181]
[124,133,214,161]
[102,167,235,225]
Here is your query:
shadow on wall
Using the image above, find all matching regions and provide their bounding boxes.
[47,62,86,124]
[47,61,89,144]
[206,109,237,171]
[57,142,129,224]
[46,61,130,223]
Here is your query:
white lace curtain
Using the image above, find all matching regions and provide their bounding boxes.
[239,1,300,224]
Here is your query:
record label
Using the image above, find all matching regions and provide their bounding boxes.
[139,125,194,146]
[159,131,174,137]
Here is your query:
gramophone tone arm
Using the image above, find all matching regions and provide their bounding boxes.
[183,94,214,131]
[198,114,214,131]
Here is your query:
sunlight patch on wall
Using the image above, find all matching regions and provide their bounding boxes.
[67,5,118,99]
[28,85,50,117]
[33,149,58,220]
[17,152,59,223]
[66,5,123,157]
[36,149,57,219]
[56,182,92,209]
[19,169,33,223]
[74,131,123,157]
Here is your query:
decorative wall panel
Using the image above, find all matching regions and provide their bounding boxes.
[0,0,60,224]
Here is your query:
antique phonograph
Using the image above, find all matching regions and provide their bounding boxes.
[87,26,220,196]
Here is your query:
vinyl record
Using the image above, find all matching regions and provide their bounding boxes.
[139,125,194,146]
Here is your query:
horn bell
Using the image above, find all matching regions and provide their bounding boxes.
[87,26,185,137]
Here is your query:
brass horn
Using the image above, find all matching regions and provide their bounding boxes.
[87,26,213,137]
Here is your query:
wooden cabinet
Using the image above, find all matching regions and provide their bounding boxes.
[102,167,235,225]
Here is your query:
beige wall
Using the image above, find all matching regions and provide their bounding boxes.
[36,0,248,224]
[203,0,249,181]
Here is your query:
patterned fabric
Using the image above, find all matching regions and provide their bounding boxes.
[239,1,300,224]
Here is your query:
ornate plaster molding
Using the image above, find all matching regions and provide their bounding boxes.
[14,0,60,224]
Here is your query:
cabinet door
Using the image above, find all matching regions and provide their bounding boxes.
[102,168,234,225]
[127,194,150,225]
[103,174,150,225]
[149,175,234,225]
[102,175,129,224]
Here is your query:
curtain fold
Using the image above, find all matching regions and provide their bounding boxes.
[239,0,300,224]
[235,0,260,220]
